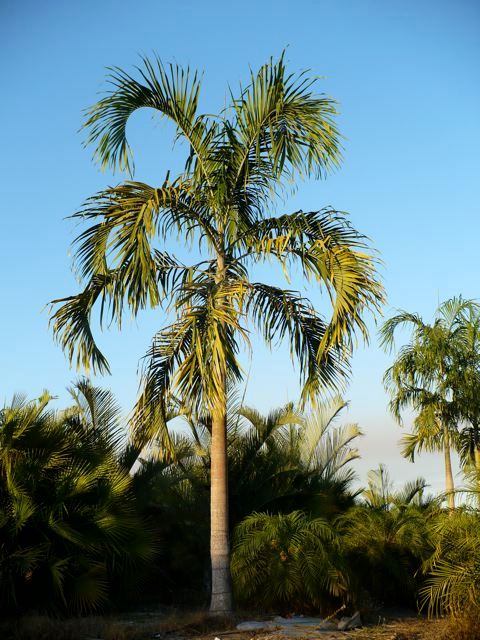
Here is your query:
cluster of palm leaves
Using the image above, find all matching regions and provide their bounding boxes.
[0,381,154,615]
[231,511,346,613]
[421,508,480,618]
[337,465,435,608]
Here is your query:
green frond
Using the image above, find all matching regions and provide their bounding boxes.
[83,55,212,178]
[245,282,348,403]
[49,275,112,374]
[230,52,342,186]
[238,209,384,351]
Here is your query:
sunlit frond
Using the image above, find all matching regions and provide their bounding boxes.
[245,282,348,403]
[83,55,215,180]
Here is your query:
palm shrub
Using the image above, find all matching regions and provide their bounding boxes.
[0,382,154,615]
[230,511,347,613]
[337,467,435,608]
[421,509,480,618]
[233,396,362,520]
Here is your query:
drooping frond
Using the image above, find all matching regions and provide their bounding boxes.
[73,180,217,282]
[50,179,216,374]
[83,55,216,180]
[50,274,114,374]
[237,209,384,351]
[379,310,425,352]
[245,282,348,403]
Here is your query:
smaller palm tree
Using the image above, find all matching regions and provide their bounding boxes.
[337,467,434,607]
[421,509,480,618]
[380,297,479,510]
[231,511,347,613]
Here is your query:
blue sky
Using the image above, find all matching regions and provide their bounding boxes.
[1,0,479,492]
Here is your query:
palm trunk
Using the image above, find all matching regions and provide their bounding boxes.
[474,441,480,508]
[443,427,455,511]
[209,238,232,614]
[209,398,232,613]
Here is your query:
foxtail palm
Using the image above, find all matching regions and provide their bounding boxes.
[50,54,383,612]
[380,297,478,511]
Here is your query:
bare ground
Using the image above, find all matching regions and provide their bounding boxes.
[0,611,453,640]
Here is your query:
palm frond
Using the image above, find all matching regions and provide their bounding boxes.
[83,55,215,180]
[245,282,348,402]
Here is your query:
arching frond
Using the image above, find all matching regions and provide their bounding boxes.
[245,282,348,403]
[83,55,215,180]
[379,310,426,353]
[237,209,383,350]
[229,52,342,187]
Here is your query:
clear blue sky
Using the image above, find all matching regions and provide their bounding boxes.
[1,0,479,492]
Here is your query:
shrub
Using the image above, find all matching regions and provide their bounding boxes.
[230,511,347,613]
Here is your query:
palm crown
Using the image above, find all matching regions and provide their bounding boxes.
[50,53,382,422]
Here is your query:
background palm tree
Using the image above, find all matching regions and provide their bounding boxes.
[380,297,478,510]
[50,53,383,612]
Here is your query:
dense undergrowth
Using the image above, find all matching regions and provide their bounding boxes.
[1,382,479,632]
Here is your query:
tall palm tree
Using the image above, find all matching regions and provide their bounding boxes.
[50,53,383,612]
[380,297,478,511]
[451,305,480,476]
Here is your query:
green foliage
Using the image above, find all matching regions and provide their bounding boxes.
[231,511,347,613]
[337,467,435,607]
[0,382,155,615]
[380,297,480,509]
[130,396,361,603]
[50,52,384,446]
[421,510,480,617]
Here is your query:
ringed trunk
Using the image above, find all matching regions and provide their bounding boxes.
[209,237,232,614]
[474,444,480,508]
[443,427,455,511]
[209,398,232,613]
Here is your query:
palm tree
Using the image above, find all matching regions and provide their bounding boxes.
[50,54,383,612]
[451,305,480,477]
[231,510,347,613]
[380,297,478,511]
